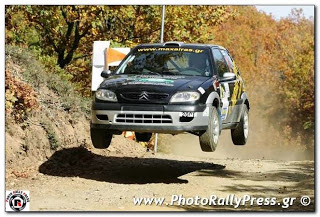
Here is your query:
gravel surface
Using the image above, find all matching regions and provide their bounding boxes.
[6,135,314,211]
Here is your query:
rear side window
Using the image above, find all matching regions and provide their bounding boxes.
[221,50,234,73]
[212,49,229,77]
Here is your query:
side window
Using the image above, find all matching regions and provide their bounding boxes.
[212,49,229,77]
[228,52,241,75]
[221,50,234,73]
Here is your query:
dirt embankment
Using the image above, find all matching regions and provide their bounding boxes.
[5,52,89,177]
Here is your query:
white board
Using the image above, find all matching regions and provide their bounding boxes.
[91,42,130,91]
[91,41,110,91]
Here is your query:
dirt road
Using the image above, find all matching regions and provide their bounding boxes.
[6,133,314,211]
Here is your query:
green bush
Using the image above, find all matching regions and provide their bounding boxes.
[40,119,60,150]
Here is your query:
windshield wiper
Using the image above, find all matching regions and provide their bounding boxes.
[161,71,178,76]
[126,70,162,76]
[141,71,162,76]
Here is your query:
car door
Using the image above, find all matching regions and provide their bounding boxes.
[211,48,236,124]
[221,49,244,123]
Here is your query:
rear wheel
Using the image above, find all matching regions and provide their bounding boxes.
[199,106,220,152]
[231,106,249,145]
[135,132,152,142]
[90,128,112,149]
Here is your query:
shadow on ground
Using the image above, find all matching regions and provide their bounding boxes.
[178,162,314,211]
[39,147,314,211]
[39,147,225,184]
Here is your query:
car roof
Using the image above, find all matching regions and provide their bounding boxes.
[137,41,227,50]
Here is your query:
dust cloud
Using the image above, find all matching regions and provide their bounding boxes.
[158,130,312,161]
[158,91,314,161]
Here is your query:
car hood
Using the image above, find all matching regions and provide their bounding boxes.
[99,74,210,104]
[100,74,209,92]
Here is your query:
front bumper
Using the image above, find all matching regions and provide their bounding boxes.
[91,103,210,133]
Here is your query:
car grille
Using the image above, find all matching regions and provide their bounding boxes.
[115,113,172,124]
[120,92,169,101]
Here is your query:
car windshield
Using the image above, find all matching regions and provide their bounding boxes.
[115,47,213,77]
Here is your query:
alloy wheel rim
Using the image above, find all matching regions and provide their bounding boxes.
[243,112,249,139]
[212,115,219,144]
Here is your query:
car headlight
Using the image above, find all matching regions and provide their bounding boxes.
[95,89,117,102]
[170,91,200,103]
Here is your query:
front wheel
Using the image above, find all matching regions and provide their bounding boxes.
[231,106,249,145]
[199,107,220,152]
[90,128,112,149]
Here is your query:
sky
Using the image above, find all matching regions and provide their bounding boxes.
[255,6,314,20]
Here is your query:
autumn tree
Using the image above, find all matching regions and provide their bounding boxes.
[210,6,314,149]
[19,6,106,68]
[276,9,314,136]
[164,5,235,43]
[6,5,236,67]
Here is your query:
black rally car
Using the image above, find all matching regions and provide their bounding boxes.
[91,42,250,152]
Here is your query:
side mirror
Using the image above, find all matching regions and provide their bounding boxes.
[101,70,112,78]
[220,72,236,82]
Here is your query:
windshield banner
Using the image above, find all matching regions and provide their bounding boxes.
[137,47,204,53]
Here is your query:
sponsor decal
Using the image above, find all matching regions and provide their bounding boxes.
[220,84,230,121]
[221,102,229,121]
[223,83,230,98]
[231,80,241,107]
[203,107,210,117]
[126,75,184,87]
[213,75,219,91]
[198,87,205,94]
[137,47,204,53]
[6,190,30,212]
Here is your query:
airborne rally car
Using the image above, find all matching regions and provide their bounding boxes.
[90,42,250,152]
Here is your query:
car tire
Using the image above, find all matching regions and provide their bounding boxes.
[231,105,249,145]
[135,132,152,142]
[90,128,112,149]
[199,106,220,152]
